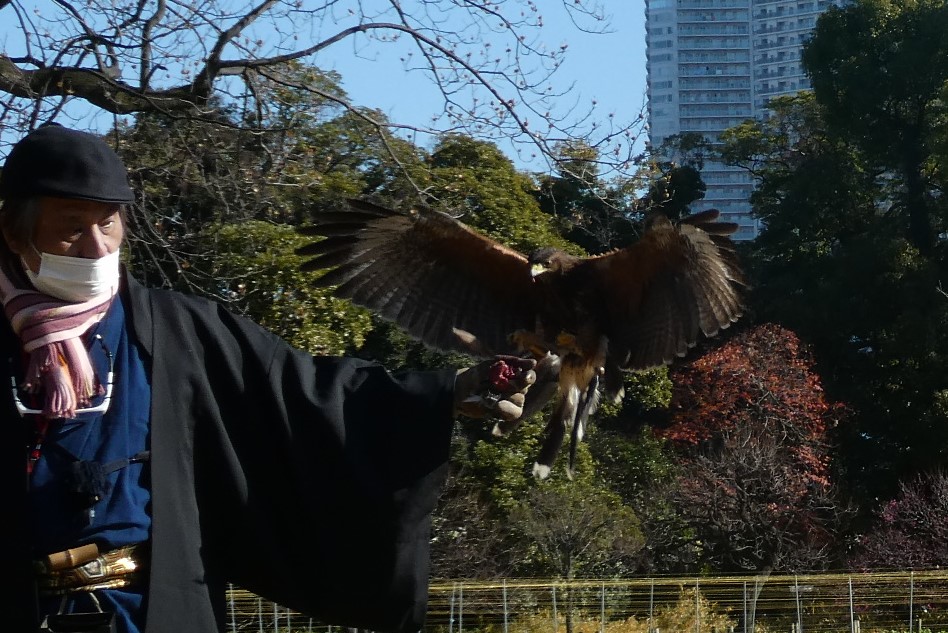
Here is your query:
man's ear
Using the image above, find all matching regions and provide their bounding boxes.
[1,226,26,257]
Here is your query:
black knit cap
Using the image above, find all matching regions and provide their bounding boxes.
[0,123,134,203]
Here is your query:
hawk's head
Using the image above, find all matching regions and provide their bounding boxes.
[527,247,578,278]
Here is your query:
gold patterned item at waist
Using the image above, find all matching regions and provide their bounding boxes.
[34,543,147,595]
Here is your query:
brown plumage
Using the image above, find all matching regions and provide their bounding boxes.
[296,198,745,479]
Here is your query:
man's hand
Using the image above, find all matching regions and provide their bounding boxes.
[491,352,560,436]
[454,356,538,421]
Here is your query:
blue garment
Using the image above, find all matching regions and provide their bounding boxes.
[5,270,457,632]
[28,295,152,632]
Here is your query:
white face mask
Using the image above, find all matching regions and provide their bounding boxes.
[23,248,121,303]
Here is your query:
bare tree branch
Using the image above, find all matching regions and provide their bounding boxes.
[0,0,642,177]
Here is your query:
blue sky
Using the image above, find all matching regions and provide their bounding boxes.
[0,2,648,169]
[310,3,648,171]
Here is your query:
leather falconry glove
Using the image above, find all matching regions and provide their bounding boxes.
[490,352,561,436]
[454,355,541,421]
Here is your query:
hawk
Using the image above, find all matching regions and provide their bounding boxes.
[296,198,744,478]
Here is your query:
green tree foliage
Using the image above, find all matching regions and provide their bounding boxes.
[508,480,643,633]
[534,142,640,254]
[637,164,705,221]
[252,63,428,211]
[425,134,580,256]
[114,64,443,368]
[639,132,711,221]
[509,479,643,579]
[116,65,397,290]
[723,27,948,509]
[196,221,373,356]
[502,477,643,633]
[586,427,693,574]
[719,93,881,258]
[426,340,650,580]
[803,0,948,254]
[429,464,518,579]
[118,63,433,299]
[120,113,271,292]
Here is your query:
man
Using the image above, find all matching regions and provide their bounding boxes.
[0,124,542,633]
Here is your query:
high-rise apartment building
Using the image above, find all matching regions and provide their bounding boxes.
[645,0,847,240]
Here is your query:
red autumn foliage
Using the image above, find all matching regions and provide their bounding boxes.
[662,323,843,488]
[649,324,852,571]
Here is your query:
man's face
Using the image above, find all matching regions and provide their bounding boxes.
[6,196,124,273]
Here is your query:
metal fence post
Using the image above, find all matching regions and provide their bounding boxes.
[600,581,606,633]
[794,575,803,633]
[552,584,558,633]
[909,570,914,633]
[225,570,948,631]
[696,578,701,633]
[503,579,509,633]
[649,579,655,633]
[449,583,456,633]
[227,584,236,632]
[743,581,747,633]
[848,576,855,633]
[752,577,758,633]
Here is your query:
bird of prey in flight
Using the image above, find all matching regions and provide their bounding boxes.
[296,198,744,479]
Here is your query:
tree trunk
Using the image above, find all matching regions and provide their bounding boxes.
[565,559,575,633]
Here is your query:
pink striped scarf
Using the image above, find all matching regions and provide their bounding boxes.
[0,266,116,418]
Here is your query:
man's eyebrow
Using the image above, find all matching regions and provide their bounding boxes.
[47,215,113,232]
[55,206,122,219]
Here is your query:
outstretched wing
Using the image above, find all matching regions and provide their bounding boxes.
[583,210,745,370]
[296,198,537,356]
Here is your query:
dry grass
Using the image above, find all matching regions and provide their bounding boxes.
[502,587,741,633]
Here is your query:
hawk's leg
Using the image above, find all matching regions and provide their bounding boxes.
[533,384,579,480]
[509,329,554,358]
[555,331,586,357]
[567,374,601,480]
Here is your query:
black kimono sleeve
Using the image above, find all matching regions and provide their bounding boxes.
[133,279,457,633]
